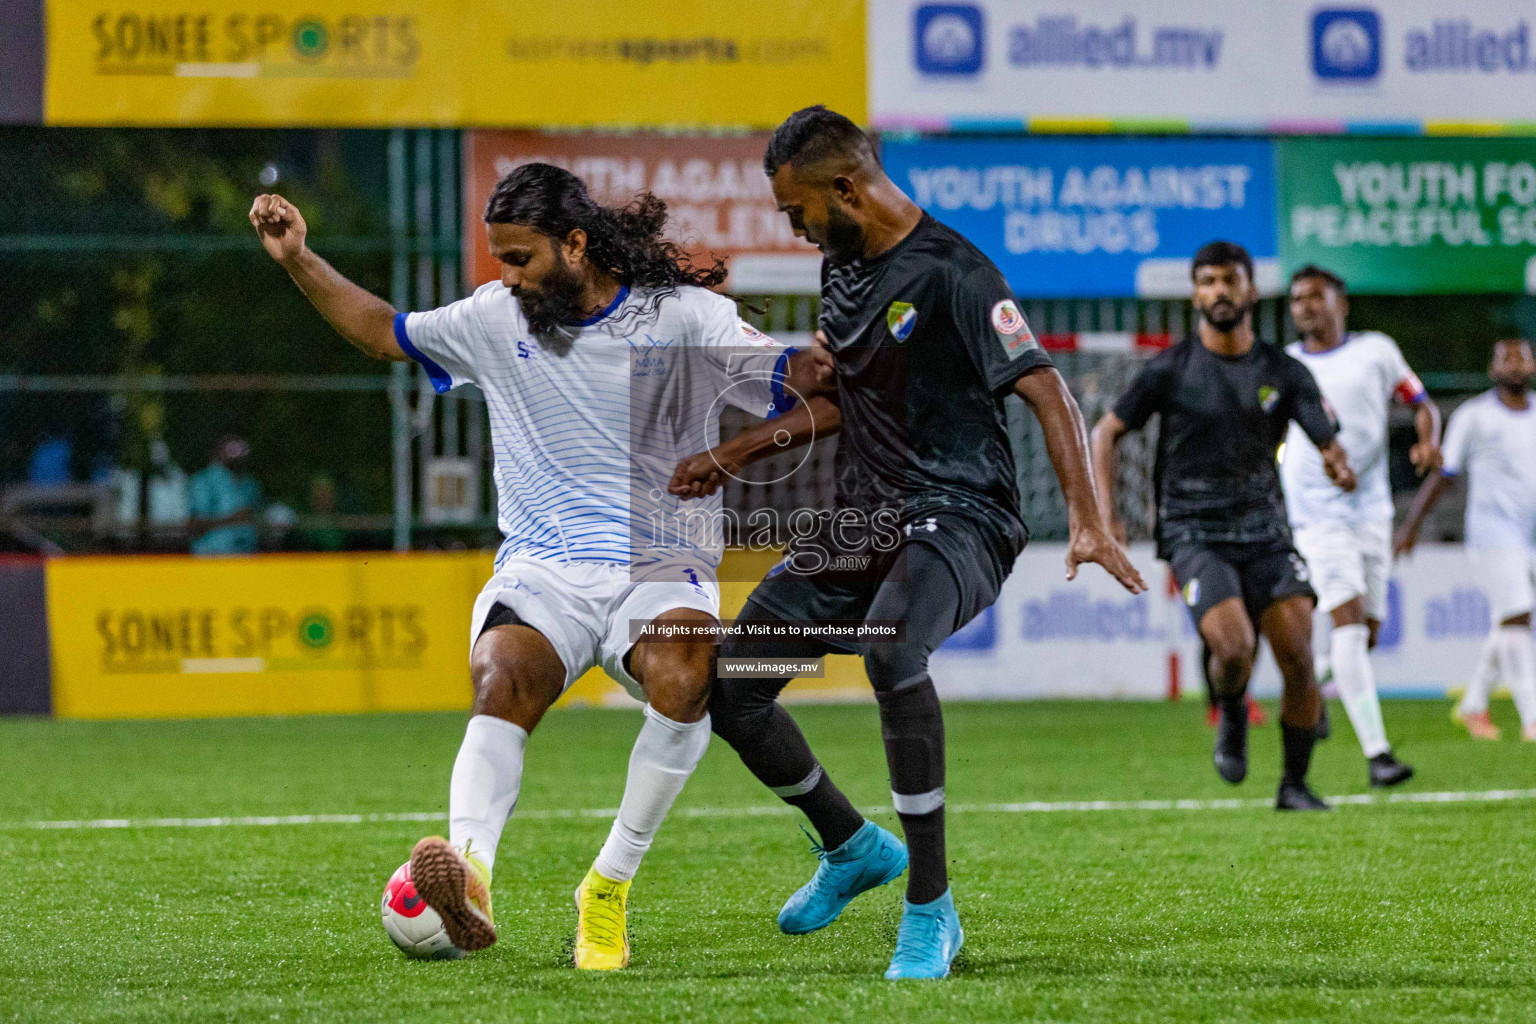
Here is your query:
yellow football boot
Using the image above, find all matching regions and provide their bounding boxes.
[409,836,496,951]
[573,866,631,970]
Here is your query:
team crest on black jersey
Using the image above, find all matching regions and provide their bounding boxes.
[887,301,917,342]
[1258,385,1280,412]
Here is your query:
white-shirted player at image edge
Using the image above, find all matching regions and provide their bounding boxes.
[250,164,834,969]
[1397,338,1536,743]
[1281,266,1438,787]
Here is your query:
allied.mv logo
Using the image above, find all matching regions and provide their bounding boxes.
[1312,8,1380,80]
[914,3,984,76]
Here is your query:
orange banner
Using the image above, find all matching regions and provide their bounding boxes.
[463,130,822,294]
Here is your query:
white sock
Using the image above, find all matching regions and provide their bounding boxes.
[593,705,711,882]
[1495,626,1536,728]
[1330,624,1390,758]
[1460,632,1501,716]
[448,714,527,873]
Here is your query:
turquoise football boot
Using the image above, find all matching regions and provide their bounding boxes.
[777,821,907,934]
[884,889,964,980]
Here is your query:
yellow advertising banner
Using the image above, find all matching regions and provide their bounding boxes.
[46,552,487,718]
[44,549,868,720]
[44,0,463,126]
[461,0,866,128]
[43,0,865,127]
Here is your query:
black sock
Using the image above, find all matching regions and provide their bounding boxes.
[876,679,947,905]
[1202,641,1219,710]
[785,766,864,852]
[896,807,946,905]
[1281,723,1316,786]
[1218,688,1247,723]
[710,681,865,850]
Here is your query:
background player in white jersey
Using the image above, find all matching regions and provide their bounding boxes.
[1396,339,1536,743]
[1281,266,1439,786]
[250,164,830,969]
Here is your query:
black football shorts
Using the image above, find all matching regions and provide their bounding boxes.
[1169,540,1316,630]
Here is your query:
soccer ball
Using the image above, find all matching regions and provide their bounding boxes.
[381,861,463,960]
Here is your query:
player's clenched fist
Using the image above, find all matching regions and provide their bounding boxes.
[782,345,836,398]
[668,451,727,499]
[249,194,307,265]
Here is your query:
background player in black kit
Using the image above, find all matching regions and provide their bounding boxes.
[669,106,1144,980]
[1090,241,1357,812]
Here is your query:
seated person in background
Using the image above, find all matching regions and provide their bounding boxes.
[294,474,347,552]
[189,435,261,556]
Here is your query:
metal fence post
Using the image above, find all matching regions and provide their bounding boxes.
[388,129,412,552]
[414,130,438,517]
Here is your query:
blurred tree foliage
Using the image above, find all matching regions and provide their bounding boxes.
[0,128,400,513]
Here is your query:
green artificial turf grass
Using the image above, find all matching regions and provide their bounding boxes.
[2,700,1532,1023]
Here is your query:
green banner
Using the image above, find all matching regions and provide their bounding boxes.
[1280,138,1536,294]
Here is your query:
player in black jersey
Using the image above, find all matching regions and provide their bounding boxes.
[1090,241,1358,811]
[668,106,1143,980]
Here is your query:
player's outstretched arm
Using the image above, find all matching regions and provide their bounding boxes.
[668,395,842,499]
[1393,471,1451,558]
[249,194,405,362]
[1016,367,1145,594]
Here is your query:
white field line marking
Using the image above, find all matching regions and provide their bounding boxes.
[6,788,1536,832]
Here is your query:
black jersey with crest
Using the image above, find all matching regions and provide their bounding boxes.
[1112,334,1339,560]
[816,214,1052,549]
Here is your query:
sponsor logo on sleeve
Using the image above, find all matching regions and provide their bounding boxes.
[991,299,1038,359]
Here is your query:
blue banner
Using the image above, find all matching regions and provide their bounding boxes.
[881,137,1278,298]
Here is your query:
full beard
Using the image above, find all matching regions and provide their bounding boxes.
[1200,299,1252,333]
[516,262,589,340]
[821,204,867,265]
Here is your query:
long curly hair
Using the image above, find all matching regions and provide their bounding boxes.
[484,163,726,326]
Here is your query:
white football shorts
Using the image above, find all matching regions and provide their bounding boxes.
[1292,519,1393,620]
[468,556,720,699]
[1467,546,1536,624]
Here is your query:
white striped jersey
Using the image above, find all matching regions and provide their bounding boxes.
[1282,331,1426,529]
[395,282,794,573]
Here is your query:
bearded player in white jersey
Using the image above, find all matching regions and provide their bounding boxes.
[1397,339,1536,743]
[1281,266,1439,787]
[251,164,830,969]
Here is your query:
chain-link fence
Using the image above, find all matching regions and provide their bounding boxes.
[0,289,1477,555]
[714,295,1268,543]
